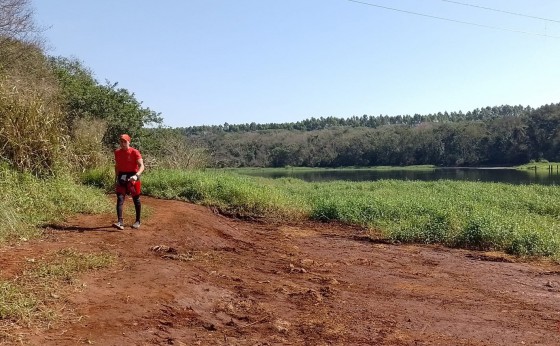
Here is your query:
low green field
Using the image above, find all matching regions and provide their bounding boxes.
[84,168,560,260]
[516,162,560,173]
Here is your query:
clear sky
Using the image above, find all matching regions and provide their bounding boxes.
[32,0,560,127]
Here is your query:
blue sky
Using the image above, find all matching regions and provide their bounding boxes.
[33,0,560,127]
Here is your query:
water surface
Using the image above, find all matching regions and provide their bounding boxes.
[243,167,560,185]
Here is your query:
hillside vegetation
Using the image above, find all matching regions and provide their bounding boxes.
[177,103,560,168]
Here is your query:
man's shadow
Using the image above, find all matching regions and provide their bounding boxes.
[43,224,120,233]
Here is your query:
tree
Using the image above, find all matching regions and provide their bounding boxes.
[0,0,38,40]
[48,57,163,147]
[0,0,43,71]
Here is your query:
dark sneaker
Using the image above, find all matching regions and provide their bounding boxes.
[113,222,124,230]
[132,221,141,229]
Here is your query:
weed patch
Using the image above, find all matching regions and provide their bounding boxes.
[0,249,115,340]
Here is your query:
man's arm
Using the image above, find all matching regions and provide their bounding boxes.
[136,158,145,176]
[129,158,145,181]
[114,151,119,180]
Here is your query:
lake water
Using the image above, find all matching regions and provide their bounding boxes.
[243,167,560,185]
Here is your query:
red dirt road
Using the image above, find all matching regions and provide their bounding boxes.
[1,196,560,345]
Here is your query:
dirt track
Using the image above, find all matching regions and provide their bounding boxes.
[1,196,560,345]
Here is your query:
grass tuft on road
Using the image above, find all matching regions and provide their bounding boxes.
[0,249,115,338]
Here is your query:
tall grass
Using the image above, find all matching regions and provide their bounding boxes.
[65,118,111,172]
[0,77,65,176]
[304,180,560,257]
[86,168,560,259]
[141,169,307,219]
[0,165,111,243]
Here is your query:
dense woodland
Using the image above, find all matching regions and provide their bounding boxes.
[175,103,560,168]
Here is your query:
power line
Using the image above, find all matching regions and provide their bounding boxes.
[347,0,560,39]
[442,0,560,24]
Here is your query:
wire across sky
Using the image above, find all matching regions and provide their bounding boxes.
[347,0,560,39]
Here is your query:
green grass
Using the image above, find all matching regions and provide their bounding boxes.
[0,249,115,329]
[0,165,115,338]
[0,165,112,244]
[303,180,560,258]
[516,161,560,172]
[0,281,39,321]
[81,167,560,259]
[100,168,559,259]
[141,169,308,219]
[30,248,115,282]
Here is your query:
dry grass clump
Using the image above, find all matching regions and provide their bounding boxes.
[143,132,210,170]
[0,76,66,176]
[64,118,111,172]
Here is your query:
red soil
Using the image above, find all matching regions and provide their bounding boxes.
[1,196,559,345]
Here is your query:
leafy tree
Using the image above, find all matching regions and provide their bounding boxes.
[526,104,560,161]
[486,117,531,165]
[48,56,163,147]
[269,146,293,167]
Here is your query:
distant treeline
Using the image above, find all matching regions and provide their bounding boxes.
[172,103,560,168]
[183,105,529,134]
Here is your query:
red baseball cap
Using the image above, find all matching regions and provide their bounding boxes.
[120,134,131,142]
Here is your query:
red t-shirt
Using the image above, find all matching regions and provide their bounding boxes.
[114,147,142,172]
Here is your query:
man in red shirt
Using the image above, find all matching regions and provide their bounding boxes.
[113,134,145,230]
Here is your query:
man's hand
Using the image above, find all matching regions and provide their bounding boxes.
[128,174,138,182]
